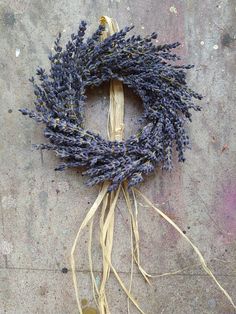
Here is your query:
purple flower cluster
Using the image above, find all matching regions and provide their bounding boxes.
[20,21,202,191]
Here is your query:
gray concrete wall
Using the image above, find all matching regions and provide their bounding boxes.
[0,0,236,313]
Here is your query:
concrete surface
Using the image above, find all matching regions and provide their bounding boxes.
[0,0,236,313]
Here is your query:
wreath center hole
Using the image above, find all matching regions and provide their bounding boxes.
[84,82,143,140]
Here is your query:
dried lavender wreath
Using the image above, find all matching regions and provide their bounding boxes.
[20,20,202,191]
[20,18,236,313]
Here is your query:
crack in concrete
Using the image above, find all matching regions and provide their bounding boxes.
[0,266,236,277]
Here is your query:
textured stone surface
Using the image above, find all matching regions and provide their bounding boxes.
[0,0,236,313]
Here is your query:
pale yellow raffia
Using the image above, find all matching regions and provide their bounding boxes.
[133,188,236,310]
[122,184,152,284]
[98,16,145,314]
[71,182,109,313]
[98,186,146,314]
[127,203,134,314]
[88,218,99,308]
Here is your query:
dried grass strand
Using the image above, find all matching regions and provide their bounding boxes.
[134,188,236,310]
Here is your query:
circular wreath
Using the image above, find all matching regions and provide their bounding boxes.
[20,21,202,191]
